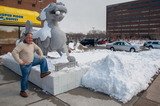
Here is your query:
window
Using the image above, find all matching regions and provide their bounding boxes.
[121,42,125,45]
[114,42,121,45]
[17,0,22,4]
[32,4,36,7]
[39,0,43,2]
[152,42,158,44]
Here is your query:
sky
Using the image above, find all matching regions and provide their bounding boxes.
[2,41,160,103]
[58,0,135,34]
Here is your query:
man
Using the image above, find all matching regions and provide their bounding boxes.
[12,32,51,98]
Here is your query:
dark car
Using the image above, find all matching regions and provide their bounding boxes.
[80,39,95,46]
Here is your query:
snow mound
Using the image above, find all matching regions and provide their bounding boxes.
[82,52,159,103]
[68,42,88,53]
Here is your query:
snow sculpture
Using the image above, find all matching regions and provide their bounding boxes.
[22,2,75,62]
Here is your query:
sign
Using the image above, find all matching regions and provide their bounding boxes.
[0,6,41,26]
[0,13,23,21]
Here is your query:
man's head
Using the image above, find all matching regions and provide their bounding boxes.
[24,33,33,44]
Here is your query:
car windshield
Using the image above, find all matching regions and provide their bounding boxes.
[152,42,159,44]
[147,41,152,44]
[125,42,131,45]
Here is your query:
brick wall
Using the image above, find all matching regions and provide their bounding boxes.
[0,44,15,55]
[0,0,56,12]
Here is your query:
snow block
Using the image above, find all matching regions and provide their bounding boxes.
[54,62,78,71]
[2,54,87,95]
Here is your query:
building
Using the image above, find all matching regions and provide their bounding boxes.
[0,0,56,12]
[106,0,160,40]
[0,0,56,54]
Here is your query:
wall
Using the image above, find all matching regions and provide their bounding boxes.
[0,0,56,12]
[106,0,160,40]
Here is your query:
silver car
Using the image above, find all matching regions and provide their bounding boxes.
[143,40,160,49]
[106,41,141,52]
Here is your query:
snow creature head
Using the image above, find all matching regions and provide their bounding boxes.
[39,2,67,22]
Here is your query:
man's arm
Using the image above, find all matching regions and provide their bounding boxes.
[12,43,24,64]
[33,42,44,58]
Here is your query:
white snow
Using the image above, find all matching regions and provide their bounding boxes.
[46,48,160,103]
[39,4,50,20]
[80,49,160,103]
[1,46,160,103]
[68,42,75,50]
[72,49,159,103]
[32,21,51,41]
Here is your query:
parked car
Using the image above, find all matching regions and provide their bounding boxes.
[143,41,152,47]
[80,39,95,46]
[106,41,141,52]
[143,40,160,49]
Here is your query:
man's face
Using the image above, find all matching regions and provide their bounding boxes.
[25,33,33,44]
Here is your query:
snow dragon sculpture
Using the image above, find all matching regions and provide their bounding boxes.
[22,2,75,62]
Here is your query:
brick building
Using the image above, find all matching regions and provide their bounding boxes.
[0,0,56,12]
[106,0,160,40]
[0,0,56,54]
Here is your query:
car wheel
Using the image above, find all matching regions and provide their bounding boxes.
[148,46,153,49]
[130,48,135,52]
[110,47,115,51]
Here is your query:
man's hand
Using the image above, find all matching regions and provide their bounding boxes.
[20,60,29,65]
[38,55,44,59]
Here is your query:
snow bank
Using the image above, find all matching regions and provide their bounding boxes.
[81,50,160,103]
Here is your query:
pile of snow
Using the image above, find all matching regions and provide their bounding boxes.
[69,48,160,102]
[68,42,75,50]
[81,49,160,103]
[68,42,88,53]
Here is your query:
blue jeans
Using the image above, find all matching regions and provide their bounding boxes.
[20,56,48,91]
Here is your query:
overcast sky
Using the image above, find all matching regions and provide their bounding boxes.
[58,0,135,34]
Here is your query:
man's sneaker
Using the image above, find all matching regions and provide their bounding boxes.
[40,71,51,78]
[20,91,28,97]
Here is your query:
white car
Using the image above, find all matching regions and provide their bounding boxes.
[106,41,141,52]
